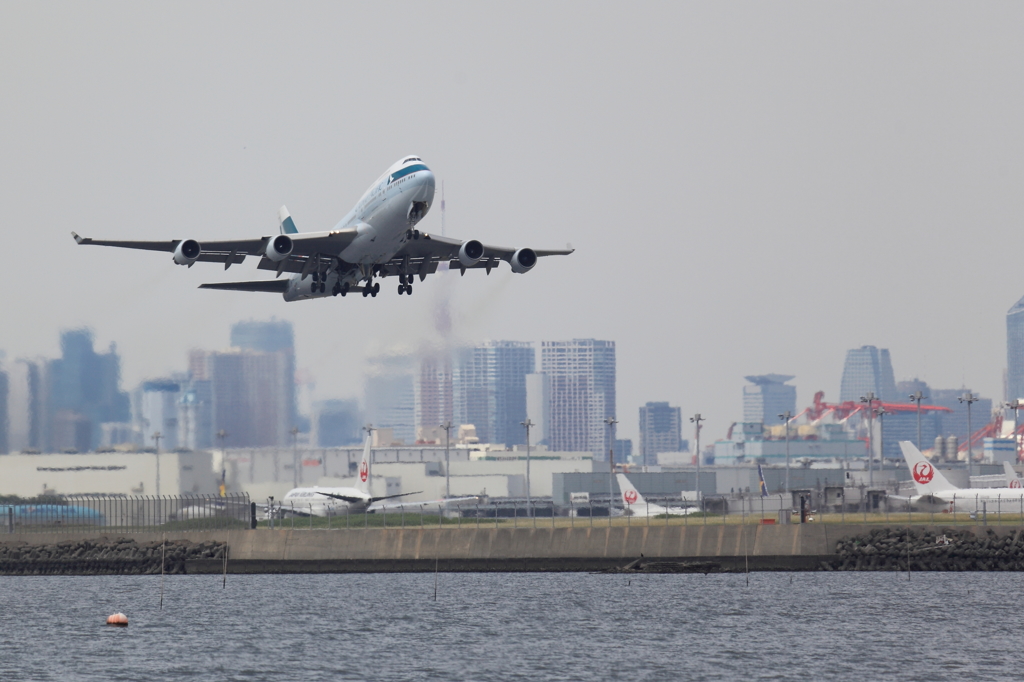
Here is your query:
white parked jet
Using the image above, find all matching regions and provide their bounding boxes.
[72,157,573,301]
[899,441,1024,512]
[1003,461,1023,489]
[280,435,420,516]
[616,474,699,517]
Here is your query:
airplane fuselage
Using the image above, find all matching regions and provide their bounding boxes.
[284,157,435,301]
[282,487,372,516]
[924,488,1024,513]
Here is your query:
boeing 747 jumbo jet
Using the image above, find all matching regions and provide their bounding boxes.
[71,157,573,301]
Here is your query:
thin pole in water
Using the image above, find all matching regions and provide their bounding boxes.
[222,545,228,588]
[433,555,439,601]
[160,536,165,610]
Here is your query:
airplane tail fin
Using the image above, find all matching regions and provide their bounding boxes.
[1003,461,1023,489]
[757,464,769,497]
[279,206,298,235]
[899,441,957,496]
[356,433,371,494]
[615,473,648,509]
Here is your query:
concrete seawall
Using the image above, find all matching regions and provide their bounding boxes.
[3,524,1020,573]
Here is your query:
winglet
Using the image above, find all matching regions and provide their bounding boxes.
[71,232,85,245]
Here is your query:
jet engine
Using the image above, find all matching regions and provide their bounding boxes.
[458,240,484,267]
[510,248,537,274]
[173,239,201,266]
[265,234,293,262]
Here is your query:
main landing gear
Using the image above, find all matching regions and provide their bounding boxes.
[361,282,380,298]
[332,282,351,297]
[397,274,414,295]
[311,272,326,294]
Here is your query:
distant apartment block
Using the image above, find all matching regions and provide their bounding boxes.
[638,402,682,465]
[453,341,534,447]
[541,339,616,459]
[364,351,416,445]
[743,374,796,423]
[838,346,897,403]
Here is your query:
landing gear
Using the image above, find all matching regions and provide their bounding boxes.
[362,282,380,298]
[397,283,414,295]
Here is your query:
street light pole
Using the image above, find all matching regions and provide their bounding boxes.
[440,422,452,499]
[290,426,300,488]
[909,391,927,451]
[521,419,534,513]
[1008,400,1023,463]
[874,406,889,466]
[860,392,877,487]
[604,417,618,516]
[960,393,978,479]
[778,411,792,493]
[690,414,705,503]
[363,424,376,495]
[152,431,162,497]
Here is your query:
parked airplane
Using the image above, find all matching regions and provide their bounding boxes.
[71,157,573,301]
[899,441,1024,512]
[616,473,699,517]
[0,504,104,527]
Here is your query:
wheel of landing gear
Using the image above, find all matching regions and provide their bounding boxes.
[374,282,380,294]
[362,288,368,297]
[397,284,404,295]
[407,284,413,294]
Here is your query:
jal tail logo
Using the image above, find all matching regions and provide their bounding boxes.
[912,461,934,484]
[1011,479,1022,489]
[359,461,368,483]
[623,490,638,505]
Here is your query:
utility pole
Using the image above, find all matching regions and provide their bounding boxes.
[778,411,792,493]
[690,414,705,503]
[440,422,453,499]
[290,426,300,488]
[152,431,162,497]
[874,406,889,466]
[363,424,376,495]
[604,417,618,516]
[860,393,877,487]
[1008,400,1023,463]
[909,391,927,451]
[960,393,978,479]
[521,419,534,513]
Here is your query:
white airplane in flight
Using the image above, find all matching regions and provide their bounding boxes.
[899,441,1024,512]
[616,473,699,517]
[71,156,573,301]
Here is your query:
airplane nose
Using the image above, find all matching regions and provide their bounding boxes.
[420,170,435,198]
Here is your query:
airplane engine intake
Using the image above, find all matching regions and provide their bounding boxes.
[265,235,293,262]
[510,247,537,273]
[458,240,484,267]
[172,239,201,265]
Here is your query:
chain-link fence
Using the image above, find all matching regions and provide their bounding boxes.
[2,493,252,533]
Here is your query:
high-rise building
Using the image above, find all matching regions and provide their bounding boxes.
[742,375,797,423]
[312,399,362,447]
[415,352,453,441]
[138,380,181,451]
[453,341,535,446]
[1008,296,1024,402]
[230,320,297,428]
[47,329,130,451]
[931,389,993,442]
[839,346,898,403]
[364,351,416,445]
[896,378,932,403]
[541,339,616,459]
[525,373,551,446]
[5,359,45,453]
[638,402,682,465]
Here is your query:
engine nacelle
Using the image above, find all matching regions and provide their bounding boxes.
[510,248,537,274]
[458,240,484,267]
[265,234,293,262]
[173,239,201,266]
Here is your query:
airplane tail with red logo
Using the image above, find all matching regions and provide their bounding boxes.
[899,441,956,496]
[615,473,649,509]
[356,433,372,494]
[1003,461,1023,489]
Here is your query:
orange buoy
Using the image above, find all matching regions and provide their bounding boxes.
[106,613,128,626]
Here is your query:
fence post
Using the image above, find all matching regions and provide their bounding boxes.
[513,501,517,528]
[457,505,462,529]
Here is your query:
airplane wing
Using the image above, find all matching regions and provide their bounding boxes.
[310,491,367,504]
[71,230,359,273]
[378,232,574,280]
[368,495,481,512]
[198,280,289,293]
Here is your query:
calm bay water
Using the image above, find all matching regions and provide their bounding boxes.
[1,571,1019,681]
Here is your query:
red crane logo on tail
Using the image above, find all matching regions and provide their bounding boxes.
[913,461,934,484]
[1011,479,1022,489]
[359,461,368,483]
[623,490,638,505]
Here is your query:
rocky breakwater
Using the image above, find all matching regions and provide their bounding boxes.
[0,538,226,575]
[832,527,1024,572]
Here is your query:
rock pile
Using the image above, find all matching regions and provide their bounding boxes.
[831,527,1024,572]
[0,538,226,575]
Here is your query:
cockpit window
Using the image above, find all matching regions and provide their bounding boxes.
[402,157,421,163]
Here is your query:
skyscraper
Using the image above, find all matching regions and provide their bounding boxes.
[838,346,897,403]
[230,320,297,428]
[453,341,535,446]
[364,350,416,445]
[743,375,797,423]
[541,339,616,458]
[639,402,682,465]
[415,352,453,440]
[1008,296,1024,402]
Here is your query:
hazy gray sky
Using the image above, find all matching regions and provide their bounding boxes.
[2,3,1023,443]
